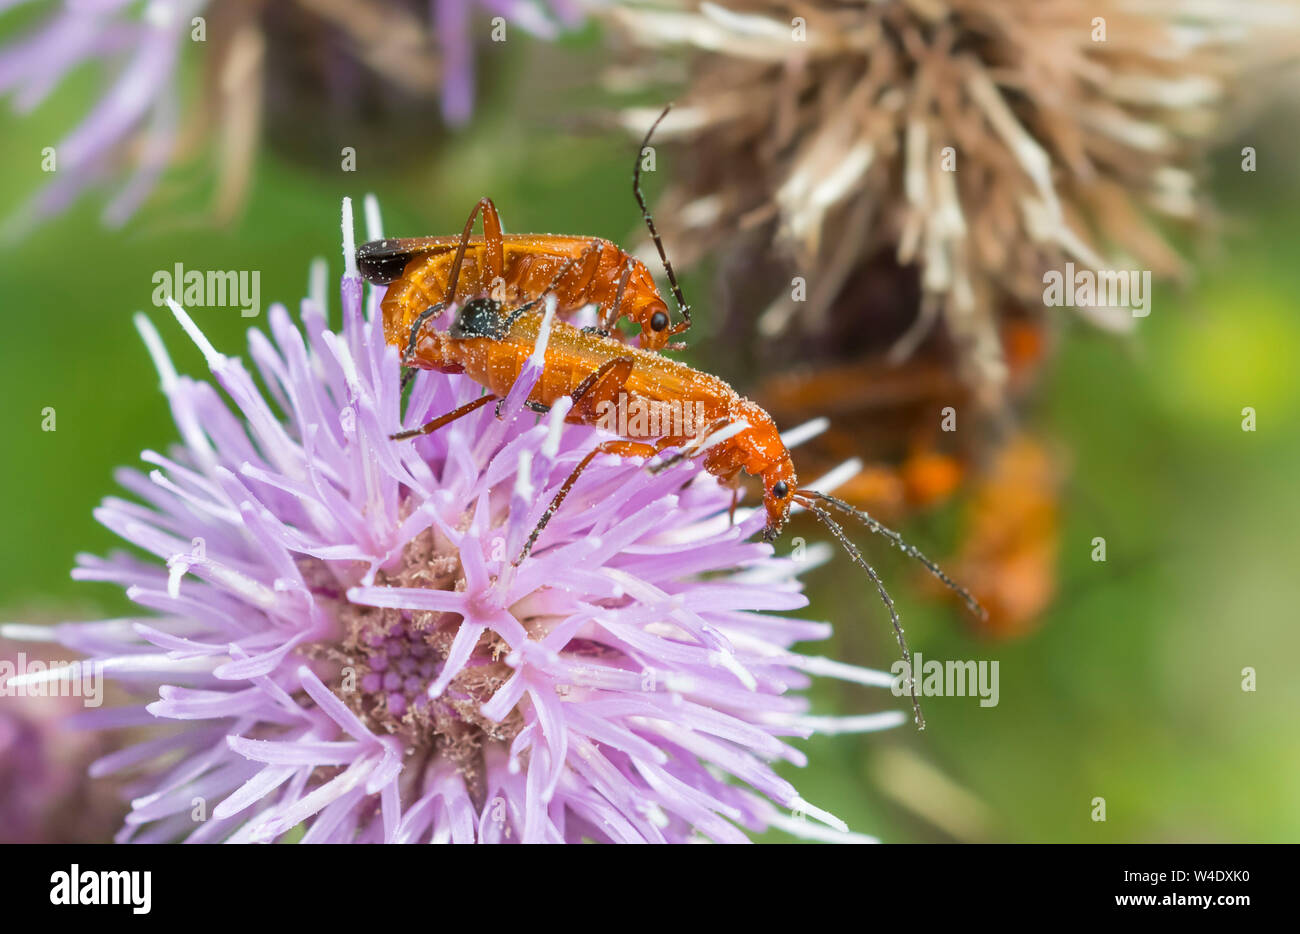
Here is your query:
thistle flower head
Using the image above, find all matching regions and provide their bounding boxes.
[0,637,126,843]
[1,0,590,230]
[5,200,903,843]
[1,0,201,230]
[612,0,1299,405]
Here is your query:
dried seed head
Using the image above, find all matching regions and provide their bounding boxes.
[611,0,1299,406]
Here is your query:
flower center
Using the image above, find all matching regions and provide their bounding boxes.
[301,524,524,787]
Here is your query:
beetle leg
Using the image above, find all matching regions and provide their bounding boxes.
[443,197,501,308]
[515,438,659,566]
[512,355,644,564]
[399,302,448,390]
[573,239,604,298]
[479,197,505,283]
[390,392,497,441]
[568,356,636,421]
[645,417,733,475]
[498,242,603,331]
[495,398,551,417]
[601,261,635,333]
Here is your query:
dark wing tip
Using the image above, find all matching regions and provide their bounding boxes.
[356,238,419,284]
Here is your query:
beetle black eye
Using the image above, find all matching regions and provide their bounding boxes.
[772,481,789,499]
[650,310,669,332]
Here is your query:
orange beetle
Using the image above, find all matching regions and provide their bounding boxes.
[389,291,985,728]
[358,111,691,365]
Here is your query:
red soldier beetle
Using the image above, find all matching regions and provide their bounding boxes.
[386,291,985,728]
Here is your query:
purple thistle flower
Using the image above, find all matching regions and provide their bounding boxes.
[1,0,199,230]
[434,0,589,126]
[1,0,590,230]
[4,198,903,843]
[0,637,127,843]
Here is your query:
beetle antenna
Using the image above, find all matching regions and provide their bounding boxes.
[634,104,691,329]
[796,489,986,621]
[804,501,925,730]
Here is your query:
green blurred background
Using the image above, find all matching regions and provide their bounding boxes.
[1,27,1296,843]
